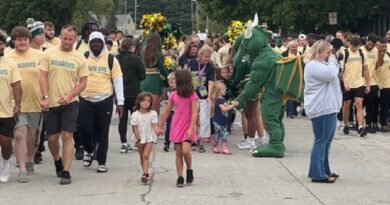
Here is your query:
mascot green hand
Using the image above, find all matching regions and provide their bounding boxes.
[233,16,286,158]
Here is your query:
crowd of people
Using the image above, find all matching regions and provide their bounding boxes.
[0,17,389,187]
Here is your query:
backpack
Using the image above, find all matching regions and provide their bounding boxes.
[344,48,365,77]
[84,51,114,71]
[275,55,304,103]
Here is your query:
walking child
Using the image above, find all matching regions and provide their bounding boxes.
[211,82,238,154]
[131,92,158,184]
[163,72,176,152]
[158,69,198,187]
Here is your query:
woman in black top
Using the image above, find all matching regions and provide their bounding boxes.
[116,38,146,153]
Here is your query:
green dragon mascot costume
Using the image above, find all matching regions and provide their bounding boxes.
[233,16,286,158]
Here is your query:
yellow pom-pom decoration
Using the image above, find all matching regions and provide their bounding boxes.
[227,20,245,44]
[163,56,177,72]
[140,13,167,36]
[162,34,178,50]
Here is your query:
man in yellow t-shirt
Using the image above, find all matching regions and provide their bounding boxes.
[39,25,89,185]
[7,26,44,182]
[341,35,370,137]
[361,34,380,133]
[78,31,124,172]
[43,21,61,48]
[375,38,390,132]
[0,33,22,183]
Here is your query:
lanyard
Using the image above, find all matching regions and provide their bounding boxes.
[198,63,207,80]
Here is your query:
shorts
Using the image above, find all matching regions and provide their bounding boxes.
[343,86,365,101]
[0,117,16,137]
[198,99,211,138]
[15,112,42,130]
[46,101,79,136]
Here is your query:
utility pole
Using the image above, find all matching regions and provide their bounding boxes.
[124,0,127,14]
[195,0,199,32]
[190,0,194,33]
[135,0,137,28]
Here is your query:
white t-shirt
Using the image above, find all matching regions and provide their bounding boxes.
[131,110,158,144]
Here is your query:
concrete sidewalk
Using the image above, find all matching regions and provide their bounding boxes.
[1,114,390,205]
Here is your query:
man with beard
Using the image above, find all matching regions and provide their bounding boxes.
[43,21,60,48]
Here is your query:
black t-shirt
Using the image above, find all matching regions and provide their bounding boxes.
[187,59,215,99]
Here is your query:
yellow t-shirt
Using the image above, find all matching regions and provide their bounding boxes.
[80,52,122,98]
[76,41,89,55]
[343,48,368,88]
[387,43,390,52]
[110,40,119,56]
[40,47,89,107]
[44,37,61,47]
[360,46,378,86]
[0,57,21,118]
[6,49,44,112]
[375,53,390,89]
[4,47,13,55]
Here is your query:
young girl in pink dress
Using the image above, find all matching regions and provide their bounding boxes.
[158,69,198,187]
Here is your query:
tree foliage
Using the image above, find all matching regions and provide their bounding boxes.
[198,0,385,34]
[0,0,77,33]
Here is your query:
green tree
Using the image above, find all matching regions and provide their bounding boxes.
[198,0,384,34]
[0,0,77,33]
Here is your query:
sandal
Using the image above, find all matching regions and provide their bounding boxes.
[311,177,336,183]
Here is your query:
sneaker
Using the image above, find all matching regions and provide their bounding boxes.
[380,126,390,133]
[186,169,194,184]
[176,176,184,187]
[97,165,108,173]
[238,138,256,150]
[26,162,34,175]
[0,161,10,183]
[141,173,149,184]
[54,158,64,178]
[34,152,43,164]
[75,146,84,160]
[198,145,206,153]
[120,144,133,153]
[366,126,376,134]
[17,171,30,183]
[59,171,71,185]
[83,153,93,167]
[358,127,367,137]
[343,126,349,135]
[163,144,169,152]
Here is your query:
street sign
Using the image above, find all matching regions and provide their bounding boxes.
[329,12,337,25]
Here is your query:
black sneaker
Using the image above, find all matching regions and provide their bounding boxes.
[75,146,84,160]
[34,152,43,164]
[59,171,71,185]
[186,169,194,184]
[366,126,376,134]
[358,127,367,137]
[343,126,349,135]
[163,145,169,152]
[198,145,205,153]
[38,144,45,152]
[54,158,63,178]
[176,176,184,187]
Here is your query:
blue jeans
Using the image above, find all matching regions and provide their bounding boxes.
[308,113,337,179]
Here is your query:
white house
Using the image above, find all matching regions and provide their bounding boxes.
[116,14,136,35]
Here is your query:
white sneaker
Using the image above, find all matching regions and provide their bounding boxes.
[238,138,256,150]
[0,161,10,183]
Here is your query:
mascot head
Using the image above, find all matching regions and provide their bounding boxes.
[233,14,269,67]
